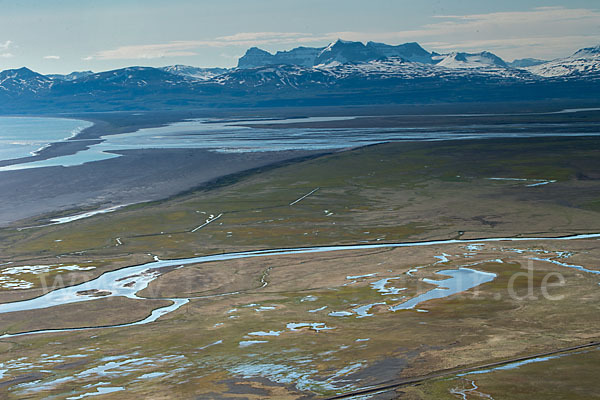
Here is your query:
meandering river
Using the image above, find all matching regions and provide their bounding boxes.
[1,233,598,338]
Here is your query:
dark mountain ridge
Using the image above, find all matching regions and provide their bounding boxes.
[0,40,599,113]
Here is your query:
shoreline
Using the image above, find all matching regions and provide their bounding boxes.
[2,103,600,168]
[2,104,600,227]
[0,117,104,168]
[0,116,174,168]
[0,147,331,227]
[30,119,93,157]
[0,116,95,167]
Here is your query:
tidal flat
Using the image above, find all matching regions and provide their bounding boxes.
[0,111,599,398]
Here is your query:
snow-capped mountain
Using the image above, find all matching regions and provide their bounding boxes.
[0,41,598,113]
[572,45,600,58]
[45,66,196,103]
[236,40,529,74]
[237,44,341,68]
[0,67,52,95]
[237,47,278,68]
[365,41,433,64]
[61,66,191,87]
[238,39,437,68]
[316,57,532,80]
[237,46,327,69]
[159,65,229,80]
[432,51,508,69]
[528,45,600,78]
[508,58,547,68]
[213,64,336,90]
[314,39,383,66]
[235,39,600,79]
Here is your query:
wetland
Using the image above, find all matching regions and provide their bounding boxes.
[0,105,599,398]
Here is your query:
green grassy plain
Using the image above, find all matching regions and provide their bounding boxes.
[0,137,599,398]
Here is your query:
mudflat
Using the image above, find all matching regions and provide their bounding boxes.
[0,148,325,226]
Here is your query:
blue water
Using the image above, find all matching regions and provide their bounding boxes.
[3,116,600,171]
[0,117,360,171]
[0,232,598,339]
[389,268,497,311]
[0,117,92,162]
[1,232,598,317]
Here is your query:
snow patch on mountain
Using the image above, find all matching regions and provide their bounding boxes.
[236,40,513,72]
[238,40,437,69]
[509,58,547,68]
[366,41,433,63]
[434,52,507,69]
[160,65,229,80]
[527,44,600,78]
[0,67,52,94]
[317,58,531,81]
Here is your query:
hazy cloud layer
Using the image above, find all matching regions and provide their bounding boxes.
[330,7,600,59]
[85,32,327,60]
[85,6,600,62]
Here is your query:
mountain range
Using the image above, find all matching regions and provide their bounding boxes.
[1,40,599,113]
[237,40,437,68]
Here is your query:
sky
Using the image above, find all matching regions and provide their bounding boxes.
[0,0,599,74]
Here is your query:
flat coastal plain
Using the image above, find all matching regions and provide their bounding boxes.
[0,106,599,399]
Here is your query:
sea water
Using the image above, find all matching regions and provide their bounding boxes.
[0,117,92,162]
[3,114,600,171]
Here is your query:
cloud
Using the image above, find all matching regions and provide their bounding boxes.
[88,42,200,60]
[216,32,307,42]
[0,40,12,50]
[327,6,600,60]
[0,40,15,58]
[43,55,61,60]
[84,7,600,62]
[84,32,326,60]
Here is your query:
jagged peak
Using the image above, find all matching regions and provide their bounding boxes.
[2,66,35,74]
[16,66,34,73]
[0,67,49,80]
[573,44,600,57]
[244,46,272,56]
[367,41,425,49]
[332,38,356,45]
[322,39,363,51]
